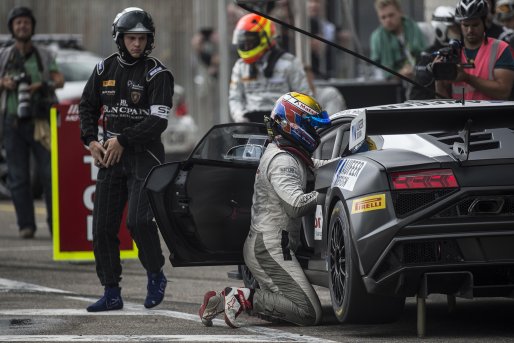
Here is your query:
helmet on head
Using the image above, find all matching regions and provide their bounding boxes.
[455,0,489,21]
[232,13,276,64]
[432,6,457,45]
[269,92,331,154]
[112,7,155,59]
[7,6,36,36]
[496,0,514,21]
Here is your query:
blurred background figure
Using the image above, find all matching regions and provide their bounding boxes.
[191,27,220,121]
[411,5,460,100]
[495,0,514,47]
[229,13,310,123]
[485,0,506,38]
[370,0,427,100]
[308,0,337,79]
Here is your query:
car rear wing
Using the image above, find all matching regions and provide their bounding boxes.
[362,100,514,135]
[345,100,514,161]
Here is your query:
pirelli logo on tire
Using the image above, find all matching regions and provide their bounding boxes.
[351,194,386,214]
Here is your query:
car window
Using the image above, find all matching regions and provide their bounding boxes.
[314,123,351,160]
[56,53,101,82]
[191,125,268,163]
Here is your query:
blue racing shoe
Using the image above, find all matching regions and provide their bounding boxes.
[86,286,123,312]
[144,271,167,308]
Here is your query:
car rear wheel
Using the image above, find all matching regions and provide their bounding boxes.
[328,201,405,323]
[240,264,259,289]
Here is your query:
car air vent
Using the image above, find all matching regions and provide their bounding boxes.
[402,239,462,264]
[435,195,514,218]
[391,189,456,218]
[427,130,499,151]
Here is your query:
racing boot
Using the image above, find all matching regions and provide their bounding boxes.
[86,286,123,312]
[199,290,225,327]
[222,287,253,328]
[144,270,167,308]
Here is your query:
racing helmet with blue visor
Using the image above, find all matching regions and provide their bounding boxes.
[269,92,331,154]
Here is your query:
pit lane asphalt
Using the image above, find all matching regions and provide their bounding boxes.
[0,199,513,342]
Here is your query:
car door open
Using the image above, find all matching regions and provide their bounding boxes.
[145,123,267,266]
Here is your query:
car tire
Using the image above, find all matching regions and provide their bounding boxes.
[328,200,405,324]
[240,264,259,289]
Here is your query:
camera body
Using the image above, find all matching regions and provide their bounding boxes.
[430,39,463,80]
[12,72,32,119]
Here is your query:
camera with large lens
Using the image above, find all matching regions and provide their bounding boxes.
[12,72,32,119]
[428,39,473,80]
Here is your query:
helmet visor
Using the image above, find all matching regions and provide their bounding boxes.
[234,31,261,52]
[117,11,153,33]
[307,111,331,128]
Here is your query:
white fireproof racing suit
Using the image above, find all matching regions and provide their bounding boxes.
[229,50,311,123]
[243,142,330,325]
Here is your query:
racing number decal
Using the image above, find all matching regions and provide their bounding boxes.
[351,194,386,214]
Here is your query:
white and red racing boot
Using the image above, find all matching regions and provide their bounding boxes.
[222,287,253,328]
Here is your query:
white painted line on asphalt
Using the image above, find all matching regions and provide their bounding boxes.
[0,278,71,294]
[0,335,291,342]
[0,246,51,252]
[0,278,338,343]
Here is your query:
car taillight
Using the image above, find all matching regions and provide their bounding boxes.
[390,169,459,190]
[175,101,188,117]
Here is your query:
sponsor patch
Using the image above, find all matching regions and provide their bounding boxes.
[127,80,144,90]
[131,91,141,104]
[280,166,298,176]
[103,80,116,87]
[150,105,170,119]
[332,159,366,191]
[349,109,366,152]
[351,194,386,214]
[149,66,163,77]
[101,90,116,96]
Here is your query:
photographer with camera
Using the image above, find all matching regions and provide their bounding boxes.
[435,0,514,100]
[0,6,64,239]
[411,6,461,100]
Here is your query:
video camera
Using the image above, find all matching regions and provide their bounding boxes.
[428,39,470,80]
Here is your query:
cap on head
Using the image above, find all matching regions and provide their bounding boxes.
[7,6,36,36]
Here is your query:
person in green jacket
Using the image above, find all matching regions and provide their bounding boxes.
[370,0,427,81]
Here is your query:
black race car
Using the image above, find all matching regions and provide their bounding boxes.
[145,99,514,325]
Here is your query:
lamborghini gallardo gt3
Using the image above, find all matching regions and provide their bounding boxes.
[146,99,514,323]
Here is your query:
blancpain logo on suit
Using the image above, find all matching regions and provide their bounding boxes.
[103,105,149,117]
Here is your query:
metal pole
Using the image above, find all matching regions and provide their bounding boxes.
[291,0,310,67]
[218,0,230,124]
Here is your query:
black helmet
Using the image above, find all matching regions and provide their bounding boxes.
[7,6,36,35]
[455,0,489,21]
[112,7,155,59]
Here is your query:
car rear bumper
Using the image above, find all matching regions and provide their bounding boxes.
[364,231,514,298]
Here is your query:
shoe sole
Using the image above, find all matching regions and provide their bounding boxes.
[199,291,224,327]
[86,303,123,312]
[222,288,240,329]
